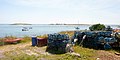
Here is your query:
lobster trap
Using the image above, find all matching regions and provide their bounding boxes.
[47,33,69,54]
[73,31,120,49]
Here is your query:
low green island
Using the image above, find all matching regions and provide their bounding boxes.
[10,23,32,25]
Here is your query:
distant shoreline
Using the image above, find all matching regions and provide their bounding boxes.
[10,23,90,25]
[49,24,91,25]
[10,23,32,25]
[0,24,119,26]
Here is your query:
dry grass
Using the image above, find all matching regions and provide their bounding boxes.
[37,34,48,38]
[0,41,97,60]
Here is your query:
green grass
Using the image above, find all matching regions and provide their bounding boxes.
[37,34,48,38]
[73,46,96,60]
[0,38,4,45]
[20,36,31,43]
[2,46,44,60]
[59,31,74,37]
[3,52,40,60]
[4,36,17,39]
[1,45,97,60]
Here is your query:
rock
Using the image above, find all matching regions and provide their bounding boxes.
[96,58,100,60]
[115,52,120,56]
[70,52,81,58]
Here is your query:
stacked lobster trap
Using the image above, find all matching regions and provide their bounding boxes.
[47,33,70,54]
[73,30,120,49]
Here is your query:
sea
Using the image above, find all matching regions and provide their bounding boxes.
[0,24,119,38]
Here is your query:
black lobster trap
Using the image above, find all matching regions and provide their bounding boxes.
[46,33,70,54]
[73,31,120,49]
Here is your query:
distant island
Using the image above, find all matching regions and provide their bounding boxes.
[49,23,90,25]
[10,23,32,25]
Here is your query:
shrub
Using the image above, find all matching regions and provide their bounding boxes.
[89,24,105,31]
[21,36,31,43]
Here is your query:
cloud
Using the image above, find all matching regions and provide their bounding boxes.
[4,0,120,11]
[5,0,68,8]
[2,0,120,24]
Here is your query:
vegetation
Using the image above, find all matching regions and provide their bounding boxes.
[20,36,31,43]
[1,45,96,60]
[37,34,48,38]
[11,23,32,25]
[0,38,4,45]
[89,24,105,31]
[59,31,74,37]
[4,36,17,39]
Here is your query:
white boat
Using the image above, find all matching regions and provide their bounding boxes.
[22,27,29,31]
[75,27,79,30]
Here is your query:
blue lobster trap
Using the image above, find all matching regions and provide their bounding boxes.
[73,31,118,49]
[47,33,69,54]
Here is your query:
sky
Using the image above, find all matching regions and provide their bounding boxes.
[0,0,120,24]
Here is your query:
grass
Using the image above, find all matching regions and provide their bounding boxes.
[3,52,40,60]
[0,40,4,46]
[20,36,31,43]
[59,31,74,37]
[73,46,96,60]
[1,45,97,60]
[37,34,48,38]
[1,43,119,60]
[4,36,17,39]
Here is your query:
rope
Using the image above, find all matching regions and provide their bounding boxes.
[79,35,86,46]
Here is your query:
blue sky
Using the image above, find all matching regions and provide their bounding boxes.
[0,0,120,24]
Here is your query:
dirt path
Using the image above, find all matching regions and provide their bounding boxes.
[0,42,30,51]
[96,50,120,60]
[0,42,31,58]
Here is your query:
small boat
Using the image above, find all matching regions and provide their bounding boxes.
[75,27,79,30]
[22,27,29,31]
[29,27,32,29]
[22,29,28,31]
[4,38,22,43]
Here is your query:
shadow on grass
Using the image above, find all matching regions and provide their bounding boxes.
[111,47,120,53]
[0,41,22,46]
[46,47,66,54]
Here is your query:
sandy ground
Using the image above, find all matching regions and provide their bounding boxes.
[0,42,49,58]
[96,50,120,60]
[0,42,30,58]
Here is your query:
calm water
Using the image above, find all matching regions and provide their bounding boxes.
[0,24,119,37]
